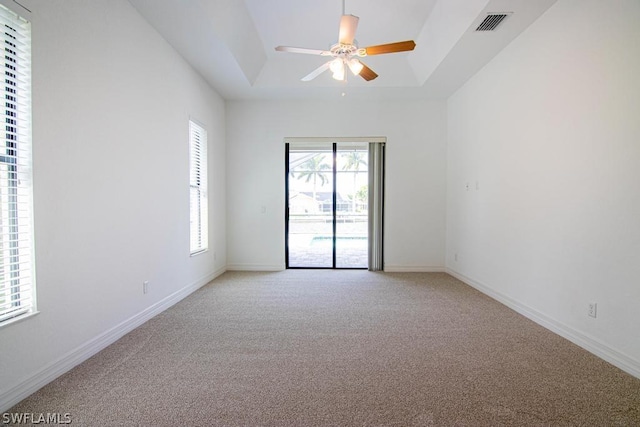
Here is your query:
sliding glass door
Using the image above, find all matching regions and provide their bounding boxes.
[286,142,369,269]
[335,145,368,268]
[286,145,335,267]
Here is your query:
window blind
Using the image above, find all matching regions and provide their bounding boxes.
[0,3,34,324]
[368,142,384,271]
[189,120,208,254]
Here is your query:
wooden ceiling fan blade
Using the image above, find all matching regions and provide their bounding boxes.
[363,40,416,56]
[275,46,331,56]
[301,62,331,82]
[338,14,359,45]
[359,62,378,81]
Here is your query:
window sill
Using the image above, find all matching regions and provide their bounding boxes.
[0,310,40,330]
[190,248,209,257]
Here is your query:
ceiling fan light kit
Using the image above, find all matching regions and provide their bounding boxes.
[275,4,416,83]
[330,57,345,80]
[347,58,363,76]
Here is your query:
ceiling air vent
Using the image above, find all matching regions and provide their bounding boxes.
[475,13,511,31]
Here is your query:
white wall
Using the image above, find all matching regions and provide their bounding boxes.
[0,0,226,409]
[447,0,640,375]
[226,100,447,271]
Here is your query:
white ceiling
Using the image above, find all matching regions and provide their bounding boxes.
[129,0,557,101]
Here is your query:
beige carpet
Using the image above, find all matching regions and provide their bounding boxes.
[7,271,640,426]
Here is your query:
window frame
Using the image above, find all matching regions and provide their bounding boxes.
[188,119,208,256]
[0,0,36,327]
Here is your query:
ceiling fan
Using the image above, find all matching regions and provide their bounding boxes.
[274,2,416,82]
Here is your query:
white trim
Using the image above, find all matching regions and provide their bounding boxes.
[447,268,640,380]
[0,267,225,412]
[0,310,39,330]
[226,263,285,272]
[0,0,35,328]
[384,265,446,273]
[189,248,209,257]
[187,115,207,131]
[189,120,208,254]
[284,136,386,143]
[0,0,31,18]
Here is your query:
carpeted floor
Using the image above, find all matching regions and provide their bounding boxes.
[7,271,640,426]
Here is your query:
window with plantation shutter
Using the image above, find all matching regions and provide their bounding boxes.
[0,3,35,325]
[189,120,208,255]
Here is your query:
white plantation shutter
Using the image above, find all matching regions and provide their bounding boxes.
[189,120,208,254]
[0,3,34,324]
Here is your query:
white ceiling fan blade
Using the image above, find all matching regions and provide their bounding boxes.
[338,14,359,45]
[275,46,331,56]
[301,62,331,82]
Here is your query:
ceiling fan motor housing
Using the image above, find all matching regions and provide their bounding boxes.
[329,43,366,58]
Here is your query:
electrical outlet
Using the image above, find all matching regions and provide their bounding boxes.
[588,302,597,318]
[143,281,149,295]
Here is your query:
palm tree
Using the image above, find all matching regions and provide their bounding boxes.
[296,154,331,208]
[341,151,367,212]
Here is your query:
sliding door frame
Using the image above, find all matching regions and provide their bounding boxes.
[285,142,341,269]
[285,137,386,270]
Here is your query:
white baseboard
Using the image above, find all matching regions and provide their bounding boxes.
[0,267,225,412]
[225,264,447,273]
[447,268,640,380]
[384,265,446,273]
[226,263,285,271]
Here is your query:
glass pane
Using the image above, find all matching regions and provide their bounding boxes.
[288,149,334,267]
[336,146,368,268]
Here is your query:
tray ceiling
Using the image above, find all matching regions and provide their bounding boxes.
[129,0,557,100]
